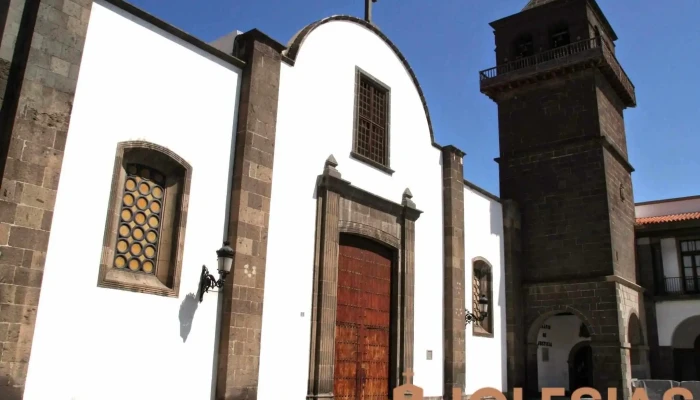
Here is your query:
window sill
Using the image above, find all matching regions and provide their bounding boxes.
[98,267,178,298]
[472,326,494,338]
[350,151,394,176]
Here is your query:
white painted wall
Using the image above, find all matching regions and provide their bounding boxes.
[635,197,700,218]
[536,315,590,391]
[464,187,507,394]
[661,238,681,281]
[259,20,445,399]
[23,2,241,399]
[655,300,700,347]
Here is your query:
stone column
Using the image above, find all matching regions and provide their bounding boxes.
[656,346,675,379]
[591,342,629,400]
[306,158,342,398]
[502,199,525,396]
[400,189,418,384]
[638,237,667,379]
[441,145,466,397]
[216,29,284,400]
[0,0,93,398]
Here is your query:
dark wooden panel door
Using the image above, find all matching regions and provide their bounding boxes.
[334,235,392,400]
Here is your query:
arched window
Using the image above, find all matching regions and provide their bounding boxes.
[98,141,192,297]
[513,33,534,59]
[472,258,493,337]
[550,23,570,48]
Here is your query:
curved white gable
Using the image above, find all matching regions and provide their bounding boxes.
[260,20,446,398]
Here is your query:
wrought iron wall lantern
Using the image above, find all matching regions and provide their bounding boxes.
[465,294,489,326]
[198,241,235,303]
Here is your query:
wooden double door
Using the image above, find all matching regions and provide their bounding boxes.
[334,235,393,400]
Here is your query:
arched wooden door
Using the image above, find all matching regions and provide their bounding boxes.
[334,234,392,400]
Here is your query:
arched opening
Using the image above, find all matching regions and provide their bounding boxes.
[568,341,593,391]
[513,33,534,59]
[671,315,700,380]
[549,22,570,49]
[529,310,592,394]
[627,313,647,379]
[472,258,493,336]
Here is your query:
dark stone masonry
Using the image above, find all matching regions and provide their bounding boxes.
[0,0,93,398]
[482,0,643,398]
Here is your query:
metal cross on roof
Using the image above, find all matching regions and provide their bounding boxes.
[365,0,378,23]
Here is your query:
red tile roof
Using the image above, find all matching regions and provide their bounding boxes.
[636,212,700,225]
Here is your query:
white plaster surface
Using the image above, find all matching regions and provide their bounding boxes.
[260,19,445,399]
[23,2,241,399]
[636,197,700,218]
[464,186,507,394]
[656,300,700,347]
[536,314,590,391]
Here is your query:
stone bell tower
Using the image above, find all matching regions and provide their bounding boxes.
[479,0,647,398]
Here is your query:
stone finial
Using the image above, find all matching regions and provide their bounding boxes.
[323,154,341,178]
[402,188,415,208]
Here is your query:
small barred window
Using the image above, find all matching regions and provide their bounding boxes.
[472,259,493,336]
[353,70,390,168]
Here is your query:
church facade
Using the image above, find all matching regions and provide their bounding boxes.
[0,0,695,399]
[0,0,506,399]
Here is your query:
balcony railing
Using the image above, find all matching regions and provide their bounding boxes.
[599,39,635,98]
[662,277,700,295]
[479,37,599,80]
[478,36,636,106]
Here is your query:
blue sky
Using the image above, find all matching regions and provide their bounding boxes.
[128,0,699,202]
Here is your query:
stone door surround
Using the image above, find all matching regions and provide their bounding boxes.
[306,155,422,399]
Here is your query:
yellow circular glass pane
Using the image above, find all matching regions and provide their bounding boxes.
[142,260,154,273]
[116,240,128,253]
[148,216,159,228]
[125,179,136,191]
[152,186,163,199]
[150,201,161,213]
[146,230,158,243]
[128,258,140,271]
[141,168,151,179]
[123,193,134,207]
[136,197,148,210]
[144,245,156,258]
[134,212,146,225]
[120,209,132,221]
[138,182,150,195]
[114,256,126,268]
[132,227,144,240]
[130,243,142,256]
[118,225,130,237]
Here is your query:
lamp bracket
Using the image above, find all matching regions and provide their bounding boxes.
[199,265,227,303]
[465,309,488,325]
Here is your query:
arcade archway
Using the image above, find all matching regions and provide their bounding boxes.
[528,310,593,394]
[671,315,700,380]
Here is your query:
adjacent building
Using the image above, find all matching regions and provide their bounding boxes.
[635,196,700,382]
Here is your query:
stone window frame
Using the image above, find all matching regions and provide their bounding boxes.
[350,66,394,175]
[472,257,494,338]
[97,141,192,298]
[306,156,420,398]
[676,236,700,293]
